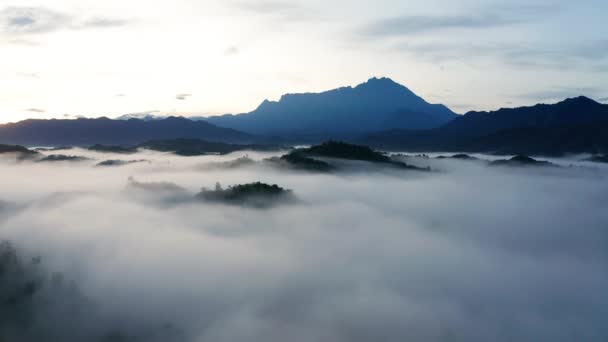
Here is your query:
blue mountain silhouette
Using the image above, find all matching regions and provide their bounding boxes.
[205,77,456,137]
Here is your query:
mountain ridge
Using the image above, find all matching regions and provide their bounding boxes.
[0,116,258,146]
[205,77,457,137]
[361,96,608,155]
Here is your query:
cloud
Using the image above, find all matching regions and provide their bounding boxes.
[517,86,603,102]
[224,46,239,56]
[0,6,128,37]
[364,14,515,37]
[387,38,608,72]
[362,5,559,37]
[236,1,303,14]
[24,108,45,113]
[62,113,86,119]
[233,1,318,22]
[0,149,607,341]
[0,7,70,34]
[78,17,128,29]
[6,38,40,46]
[176,94,192,100]
[16,72,40,79]
[598,97,608,102]
[115,110,163,120]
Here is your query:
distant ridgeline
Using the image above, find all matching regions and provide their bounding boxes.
[0,117,258,146]
[361,96,608,156]
[0,77,607,156]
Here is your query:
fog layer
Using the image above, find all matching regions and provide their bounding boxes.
[1,149,607,341]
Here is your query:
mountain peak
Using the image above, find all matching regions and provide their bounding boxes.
[354,77,417,99]
[558,96,600,106]
[359,76,403,88]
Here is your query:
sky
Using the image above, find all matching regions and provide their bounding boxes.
[0,0,607,123]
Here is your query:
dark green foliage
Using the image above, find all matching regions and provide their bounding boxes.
[201,156,256,170]
[225,182,289,199]
[0,241,45,339]
[139,139,283,156]
[436,154,478,160]
[97,159,149,167]
[37,155,90,163]
[126,177,187,193]
[301,141,392,162]
[489,155,556,167]
[0,144,36,155]
[0,144,39,160]
[197,182,293,207]
[0,241,186,342]
[88,144,138,154]
[291,141,429,171]
[277,152,333,172]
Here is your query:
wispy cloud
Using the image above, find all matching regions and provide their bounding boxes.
[24,108,45,113]
[0,6,129,37]
[224,46,239,56]
[387,38,608,72]
[176,94,192,100]
[517,86,604,102]
[0,7,70,35]
[78,17,128,29]
[233,1,318,22]
[361,5,559,37]
[364,14,515,37]
[16,72,40,78]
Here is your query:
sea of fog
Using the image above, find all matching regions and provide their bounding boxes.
[1,148,607,341]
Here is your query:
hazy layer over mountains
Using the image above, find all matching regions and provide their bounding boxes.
[1,147,607,341]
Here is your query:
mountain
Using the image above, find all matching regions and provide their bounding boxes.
[441,96,608,137]
[362,96,608,156]
[205,77,457,138]
[0,117,257,146]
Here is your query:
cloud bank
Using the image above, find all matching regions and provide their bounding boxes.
[1,149,607,341]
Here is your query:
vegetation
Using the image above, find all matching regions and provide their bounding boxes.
[88,144,138,154]
[97,159,149,167]
[139,139,283,156]
[126,177,187,194]
[0,144,39,160]
[436,154,478,160]
[36,154,90,163]
[0,241,186,341]
[197,182,293,207]
[288,141,429,171]
[200,155,256,170]
[301,141,392,163]
[267,152,333,172]
[489,155,556,167]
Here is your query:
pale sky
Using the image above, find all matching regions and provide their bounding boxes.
[1,0,607,123]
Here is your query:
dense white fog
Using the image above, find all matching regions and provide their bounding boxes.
[1,148,608,341]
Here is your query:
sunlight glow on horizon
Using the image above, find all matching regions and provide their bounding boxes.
[1,0,607,123]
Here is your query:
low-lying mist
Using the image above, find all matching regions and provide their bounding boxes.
[1,148,607,341]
